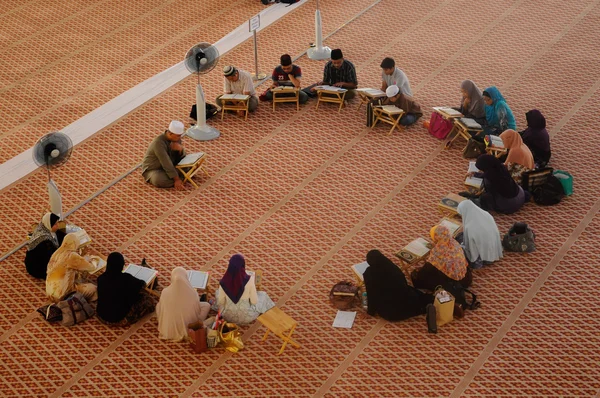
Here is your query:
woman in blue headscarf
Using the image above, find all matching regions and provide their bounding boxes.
[481,86,516,137]
[215,254,275,324]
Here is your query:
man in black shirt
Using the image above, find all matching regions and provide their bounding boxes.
[309,48,358,100]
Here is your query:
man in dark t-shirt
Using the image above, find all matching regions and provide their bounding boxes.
[264,54,309,104]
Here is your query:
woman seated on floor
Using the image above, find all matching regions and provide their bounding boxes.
[96,252,155,325]
[215,254,275,325]
[156,267,210,341]
[363,250,433,321]
[499,129,535,185]
[25,212,65,279]
[383,85,423,126]
[456,79,486,123]
[457,200,503,269]
[480,86,516,138]
[520,109,551,168]
[411,225,472,291]
[46,233,97,302]
[473,154,527,214]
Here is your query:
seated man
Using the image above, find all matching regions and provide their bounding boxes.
[308,48,358,100]
[382,85,422,126]
[264,54,308,104]
[216,65,259,114]
[380,57,412,96]
[141,120,186,190]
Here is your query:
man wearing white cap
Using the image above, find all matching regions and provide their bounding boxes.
[141,120,187,190]
[216,65,258,115]
[382,85,422,126]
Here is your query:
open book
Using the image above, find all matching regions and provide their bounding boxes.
[351,261,370,282]
[187,270,210,289]
[485,135,505,148]
[433,107,463,118]
[438,218,462,237]
[379,105,403,113]
[465,176,483,189]
[468,161,480,173]
[123,264,158,287]
[460,117,482,129]
[439,193,467,213]
[72,229,91,247]
[178,152,205,166]
[272,86,297,91]
[396,238,432,264]
[356,88,386,97]
[86,255,107,275]
[221,94,249,100]
[315,85,347,92]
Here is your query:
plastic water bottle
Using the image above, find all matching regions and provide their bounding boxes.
[361,292,368,311]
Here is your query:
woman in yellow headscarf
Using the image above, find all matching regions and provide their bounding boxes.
[46,233,97,302]
[411,225,472,291]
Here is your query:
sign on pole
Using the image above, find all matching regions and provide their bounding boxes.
[249,14,266,80]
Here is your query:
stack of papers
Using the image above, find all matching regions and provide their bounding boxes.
[332,311,357,328]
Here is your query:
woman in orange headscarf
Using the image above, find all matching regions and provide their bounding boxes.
[411,225,472,291]
[500,129,534,185]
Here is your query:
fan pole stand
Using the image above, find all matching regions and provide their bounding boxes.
[251,28,266,81]
[307,1,331,60]
[187,84,220,141]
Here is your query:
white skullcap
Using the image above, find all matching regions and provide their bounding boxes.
[386,85,400,98]
[168,120,185,135]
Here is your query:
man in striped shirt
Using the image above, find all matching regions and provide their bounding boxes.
[311,48,358,100]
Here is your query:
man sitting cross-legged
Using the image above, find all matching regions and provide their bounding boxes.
[141,120,186,190]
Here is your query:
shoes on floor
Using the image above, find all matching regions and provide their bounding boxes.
[453,303,465,319]
[426,304,437,334]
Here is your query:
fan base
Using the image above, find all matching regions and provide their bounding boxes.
[186,125,220,141]
[307,46,331,60]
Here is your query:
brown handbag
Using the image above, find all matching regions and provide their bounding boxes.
[188,321,208,353]
[462,138,486,159]
[329,281,360,310]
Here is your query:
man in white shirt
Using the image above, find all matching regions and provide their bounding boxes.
[380,57,412,97]
[216,65,259,115]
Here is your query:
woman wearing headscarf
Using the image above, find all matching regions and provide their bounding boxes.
[96,252,155,325]
[411,225,472,291]
[383,85,423,126]
[520,109,551,168]
[457,200,503,268]
[156,267,210,341]
[481,86,516,137]
[215,254,275,325]
[24,212,65,279]
[46,233,97,302]
[474,154,526,214]
[499,129,535,185]
[457,80,485,122]
[363,250,433,321]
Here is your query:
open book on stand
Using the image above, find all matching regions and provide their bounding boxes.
[123,264,158,287]
[178,152,205,166]
[220,94,249,100]
[187,270,210,289]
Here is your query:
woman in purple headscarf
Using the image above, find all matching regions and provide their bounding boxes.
[215,254,275,324]
[520,109,551,168]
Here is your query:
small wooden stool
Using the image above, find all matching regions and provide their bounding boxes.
[315,88,347,112]
[445,118,483,149]
[486,145,507,158]
[220,95,250,120]
[356,88,386,111]
[272,87,300,111]
[257,307,300,355]
[176,153,209,189]
[371,105,405,135]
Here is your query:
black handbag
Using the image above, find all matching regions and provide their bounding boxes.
[462,138,486,159]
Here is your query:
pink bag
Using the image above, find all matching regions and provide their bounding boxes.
[428,112,453,139]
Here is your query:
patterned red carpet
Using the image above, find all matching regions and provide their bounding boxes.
[1,0,600,397]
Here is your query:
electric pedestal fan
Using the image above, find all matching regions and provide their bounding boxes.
[32,132,73,218]
[184,42,221,141]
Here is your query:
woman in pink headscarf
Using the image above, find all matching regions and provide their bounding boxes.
[215,254,274,324]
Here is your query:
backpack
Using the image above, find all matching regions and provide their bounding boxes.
[428,112,454,139]
[189,103,219,121]
[503,222,536,253]
[532,174,564,205]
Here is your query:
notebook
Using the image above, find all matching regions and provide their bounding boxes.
[351,261,370,282]
[433,106,463,118]
[187,270,210,289]
[356,88,386,97]
[465,176,483,189]
[178,152,205,166]
[460,117,482,129]
[220,94,249,100]
[123,264,158,287]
